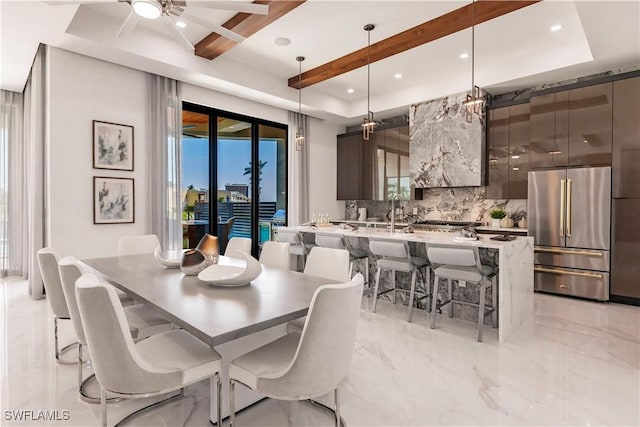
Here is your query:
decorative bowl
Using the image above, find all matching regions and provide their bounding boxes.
[154,247,184,269]
[197,250,262,287]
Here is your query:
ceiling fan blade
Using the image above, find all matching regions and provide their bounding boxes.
[44,0,121,5]
[162,15,195,51]
[187,1,269,15]
[116,10,140,38]
[182,11,245,43]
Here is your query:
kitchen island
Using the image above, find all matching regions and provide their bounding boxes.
[279,225,534,343]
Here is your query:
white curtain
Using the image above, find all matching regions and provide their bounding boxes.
[148,74,182,251]
[287,111,309,226]
[5,45,47,298]
[0,90,23,276]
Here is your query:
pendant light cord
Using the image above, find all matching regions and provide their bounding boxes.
[471,0,475,94]
[367,29,371,115]
[298,60,302,115]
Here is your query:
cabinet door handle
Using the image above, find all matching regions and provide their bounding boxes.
[566,178,572,238]
[534,266,604,279]
[534,247,605,257]
[560,179,566,237]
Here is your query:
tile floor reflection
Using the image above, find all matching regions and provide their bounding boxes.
[1,276,638,426]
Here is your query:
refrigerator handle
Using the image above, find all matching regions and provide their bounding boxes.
[566,178,572,238]
[559,179,566,237]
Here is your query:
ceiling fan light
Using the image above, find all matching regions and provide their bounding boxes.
[132,0,162,19]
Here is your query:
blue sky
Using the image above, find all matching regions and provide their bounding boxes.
[182,137,278,201]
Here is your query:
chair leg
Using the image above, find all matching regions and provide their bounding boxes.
[430,275,440,329]
[101,387,107,427]
[392,270,397,304]
[348,259,354,279]
[447,278,453,318]
[229,379,236,427]
[491,275,498,328]
[334,387,341,427]
[425,267,431,313]
[477,280,487,342]
[54,317,59,362]
[372,267,381,313]
[407,268,417,323]
[365,257,370,287]
[78,343,83,391]
[216,374,222,427]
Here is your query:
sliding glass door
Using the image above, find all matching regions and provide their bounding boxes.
[181,103,287,256]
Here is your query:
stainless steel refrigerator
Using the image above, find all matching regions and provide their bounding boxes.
[528,166,611,300]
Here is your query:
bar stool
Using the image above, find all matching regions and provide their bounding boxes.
[315,232,370,286]
[277,229,314,271]
[426,244,497,342]
[369,239,430,322]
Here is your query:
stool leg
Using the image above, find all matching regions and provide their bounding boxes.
[392,270,397,304]
[425,267,431,313]
[365,257,370,287]
[349,259,354,279]
[447,278,453,318]
[372,267,381,313]
[430,275,440,329]
[491,275,498,328]
[477,280,487,342]
[407,268,417,323]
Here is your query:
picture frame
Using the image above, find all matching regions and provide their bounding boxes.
[93,177,135,224]
[93,120,134,171]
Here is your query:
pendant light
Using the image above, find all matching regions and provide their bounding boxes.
[362,24,377,141]
[464,0,483,123]
[295,56,305,151]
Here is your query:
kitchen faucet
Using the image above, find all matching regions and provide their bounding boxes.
[391,194,403,234]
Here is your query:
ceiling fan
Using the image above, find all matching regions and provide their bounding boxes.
[47,0,269,50]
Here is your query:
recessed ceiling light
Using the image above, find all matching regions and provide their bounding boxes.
[459,52,470,59]
[550,24,563,32]
[347,88,355,94]
[274,37,291,46]
[176,21,187,28]
[394,73,402,79]
[513,167,520,171]
[511,155,520,159]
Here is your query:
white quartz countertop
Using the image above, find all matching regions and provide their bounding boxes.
[281,225,533,250]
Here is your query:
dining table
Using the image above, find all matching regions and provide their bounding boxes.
[80,253,339,423]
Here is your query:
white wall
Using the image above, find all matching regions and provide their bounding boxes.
[308,117,344,220]
[45,48,343,258]
[46,46,149,258]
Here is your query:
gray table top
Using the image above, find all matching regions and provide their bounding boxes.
[80,254,337,347]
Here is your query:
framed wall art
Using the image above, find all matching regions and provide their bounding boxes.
[93,120,134,171]
[93,177,135,224]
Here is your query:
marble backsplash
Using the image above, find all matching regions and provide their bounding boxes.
[410,91,484,188]
[345,187,526,225]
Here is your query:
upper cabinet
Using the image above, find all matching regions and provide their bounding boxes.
[336,125,410,201]
[612,76,640,198]
[486,105,528,199]
[507,103,530,199]
[568,82,613,166]
[530,91,569,168]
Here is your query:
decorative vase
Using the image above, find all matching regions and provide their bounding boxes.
[500,217,514,228]
[518,218,528,228]
[180,234,219,275]
[491,218,501,227]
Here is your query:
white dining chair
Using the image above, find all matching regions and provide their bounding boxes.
[224,237,252,259]
[228,274,364,427]
[75,273,223,427]
[259,241,290,270]
[117,234,161,256]
[287,246,351,333]
[277,229,315,271]
[315,232,370,286]
[37,248,77,364]
[58,256,174,403]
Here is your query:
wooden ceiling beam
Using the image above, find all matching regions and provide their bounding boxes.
[195,1,306,60]
[288,0,540,89]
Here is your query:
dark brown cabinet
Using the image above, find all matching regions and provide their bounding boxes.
[611,199,640,299]
[486,105,529,199]
[336,125,409,200]
[486,107,509,198]
[508,103,530,199]
[568,82,613,166]
[612,76,640,198]
[530,91,569,168]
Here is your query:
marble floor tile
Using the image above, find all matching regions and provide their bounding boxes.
[1,277,638,426]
